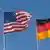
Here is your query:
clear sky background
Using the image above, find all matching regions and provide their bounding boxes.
[0,0,50,50]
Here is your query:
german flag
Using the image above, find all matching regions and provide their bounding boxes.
[36,19,50,40]
[47,19,50,38]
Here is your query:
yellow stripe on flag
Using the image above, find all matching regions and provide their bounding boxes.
[37,31,48,40]
[48,30,50,38]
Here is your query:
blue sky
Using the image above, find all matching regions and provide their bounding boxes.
[0,0,50,50]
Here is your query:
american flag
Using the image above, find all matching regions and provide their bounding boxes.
[4,11,32,33]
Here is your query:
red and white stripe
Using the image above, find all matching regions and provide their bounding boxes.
[4,22,28,33]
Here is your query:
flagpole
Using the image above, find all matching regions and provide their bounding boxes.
[3,33,6,50]
[36,27,39,50]
[36,38,39,50]
[2,9,6,50]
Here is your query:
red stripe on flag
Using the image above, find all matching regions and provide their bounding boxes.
[37,24,47,32]
[16,15,27,20]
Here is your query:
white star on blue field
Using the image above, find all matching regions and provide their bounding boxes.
[0,0,50,50]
